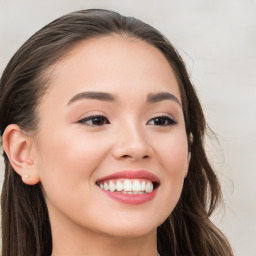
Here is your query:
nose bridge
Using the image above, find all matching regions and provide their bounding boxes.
[112,116,152,160]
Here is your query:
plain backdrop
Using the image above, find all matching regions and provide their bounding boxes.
[0,1,255,255]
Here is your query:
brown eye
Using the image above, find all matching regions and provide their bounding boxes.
[78,115,110,126]
[147,115,177,126]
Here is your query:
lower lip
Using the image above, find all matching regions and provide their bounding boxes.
[99,188,158,205]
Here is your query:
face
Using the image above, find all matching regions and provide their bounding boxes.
[32,35,189,239]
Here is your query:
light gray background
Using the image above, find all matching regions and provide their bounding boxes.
[0,1,255,255]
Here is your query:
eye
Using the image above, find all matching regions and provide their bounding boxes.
[77,115,110,126]
[147,115,177,126]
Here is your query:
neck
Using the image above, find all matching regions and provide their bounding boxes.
[52,231,158,256]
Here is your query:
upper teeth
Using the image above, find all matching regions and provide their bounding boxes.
[98,179,154,193]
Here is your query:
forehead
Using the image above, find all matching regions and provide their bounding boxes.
[41,34,181,106]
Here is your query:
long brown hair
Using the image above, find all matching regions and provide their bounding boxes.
[0,9,233,256]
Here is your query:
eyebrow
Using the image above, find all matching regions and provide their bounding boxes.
[147,92,181,106]
[68,91,115,105]
[68,91,181,106]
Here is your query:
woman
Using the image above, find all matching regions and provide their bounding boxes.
[0,9,233,256]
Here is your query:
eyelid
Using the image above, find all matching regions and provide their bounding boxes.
[76,111,106,122]
[77,114,110,126]
[150,113,176,121]
[147,114,177,126]
[75,112,177,127]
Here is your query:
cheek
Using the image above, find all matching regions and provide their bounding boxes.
[35,132,113,228]
[154,129,189,175]
[35,132,109,201]
[153,131,188,213]
[164,139,188,185]
[38,131,105,173]
[166,143,188,176]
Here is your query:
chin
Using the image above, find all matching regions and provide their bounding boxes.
[101,225,156,239]
[93,215,164,239]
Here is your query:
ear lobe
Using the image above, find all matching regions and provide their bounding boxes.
[3,124,40,185]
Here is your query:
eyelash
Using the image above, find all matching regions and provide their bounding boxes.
[77,115,110,126]
[147,115,177,126]
[77,114,177,127]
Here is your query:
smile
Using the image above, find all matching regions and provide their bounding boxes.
[97,179,154,194]
[96,170,160,204]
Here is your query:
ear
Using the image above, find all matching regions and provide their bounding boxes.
[3,124,40,185]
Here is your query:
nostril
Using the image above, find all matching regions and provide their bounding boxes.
[121,154,150,160]
[121,154,148,158]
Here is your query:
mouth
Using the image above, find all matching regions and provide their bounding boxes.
[96,170,160,204]
[96,179,159,194]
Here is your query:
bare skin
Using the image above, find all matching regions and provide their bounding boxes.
[3,35,190,256]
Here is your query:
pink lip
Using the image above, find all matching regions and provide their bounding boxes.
[96,170,160,183]
[100,188,158,205]
[96,170,160,205]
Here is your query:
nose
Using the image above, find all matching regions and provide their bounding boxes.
[112,123,153,161]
